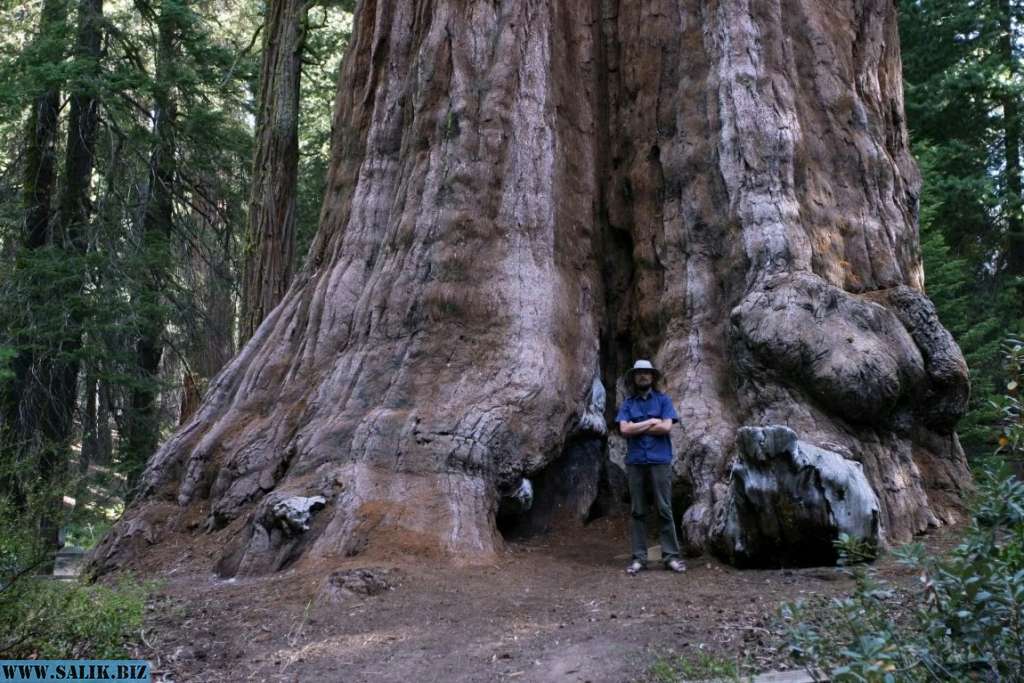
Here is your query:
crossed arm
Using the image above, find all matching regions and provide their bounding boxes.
[619,417,674,436]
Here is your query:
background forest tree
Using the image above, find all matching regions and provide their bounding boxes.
[0,0,355,562]
[901,0,1024,455]
[0,0,1020,564]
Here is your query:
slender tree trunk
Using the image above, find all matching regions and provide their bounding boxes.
[178,371,200,426]
[1000,0,1024,277]
[35,0,106,550]
[91,119,122,472]
[77,364,98,510]
[92,0,974,576]
[240,0,305,342]
[81,366,98,473]
[60,0,103,254]
[36,0,106,561]
[178,175,236,425]
[2,0,103,565]
[123,0,177,490]
[22,0,67,253]
[209,206,236,373]
[0,0,68,509]
[97,376,113,466]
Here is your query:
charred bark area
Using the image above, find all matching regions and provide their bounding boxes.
[495,436,604,540]
[90,0,973,577]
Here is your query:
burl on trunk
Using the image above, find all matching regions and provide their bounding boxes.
[90,0,971,575]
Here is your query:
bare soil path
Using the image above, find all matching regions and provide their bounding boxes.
[121,517,959,683]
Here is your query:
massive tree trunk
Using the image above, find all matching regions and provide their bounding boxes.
[91,0,973,575]
[239,0,305,343]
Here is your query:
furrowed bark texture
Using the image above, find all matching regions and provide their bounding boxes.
[240,0,304,343]
[91,0,972,575]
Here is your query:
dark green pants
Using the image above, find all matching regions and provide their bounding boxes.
[627,462,681,565]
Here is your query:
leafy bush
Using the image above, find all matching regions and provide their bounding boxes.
[993,337,1024,457]
[62,516,116,551]
[0,576,149,659]
[647,650,743,683]
[782,467,1024,682]
[0,496,150,659]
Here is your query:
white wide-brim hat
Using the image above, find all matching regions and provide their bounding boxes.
[624,359,661,381]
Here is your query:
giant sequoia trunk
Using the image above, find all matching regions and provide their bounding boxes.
[91,0,973,575]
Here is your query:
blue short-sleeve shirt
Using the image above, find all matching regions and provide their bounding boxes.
[615,390,680,465]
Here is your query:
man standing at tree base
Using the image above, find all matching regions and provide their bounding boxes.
[615,359,686,575]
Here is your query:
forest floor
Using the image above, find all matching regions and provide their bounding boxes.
[113,515,963,683]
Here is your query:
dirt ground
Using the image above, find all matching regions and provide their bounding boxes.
[119,516,961,683]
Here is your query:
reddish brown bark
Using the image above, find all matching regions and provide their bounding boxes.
[240,0,304,343]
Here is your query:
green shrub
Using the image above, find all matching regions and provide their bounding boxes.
[0,496,151,659]
[993,337,1024,458]
[62,516,115,551]
[0,576,149,659]
[647,650,744,682]
[782,467,1024,682]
